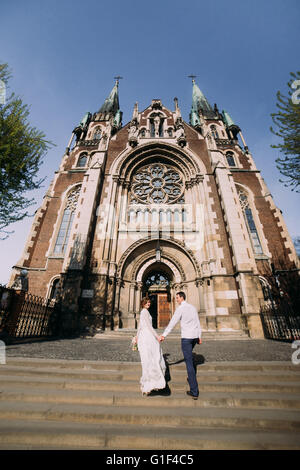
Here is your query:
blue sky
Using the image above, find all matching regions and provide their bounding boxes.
[0,0,299,284]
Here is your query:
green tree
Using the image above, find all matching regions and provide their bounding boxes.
[270,71,300,192]
[0,63,54,239]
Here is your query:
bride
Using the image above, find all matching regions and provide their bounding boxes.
[136,297,166,395]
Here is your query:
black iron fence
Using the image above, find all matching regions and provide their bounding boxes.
[260,304,300,341]
[0,285,60,339]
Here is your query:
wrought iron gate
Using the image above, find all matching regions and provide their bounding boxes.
[0,285,60,339]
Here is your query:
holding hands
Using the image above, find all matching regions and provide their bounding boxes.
[158,336,201,343]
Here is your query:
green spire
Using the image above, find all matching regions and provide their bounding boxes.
[190,108,201,127]
[79,111,92,128]
[98,80,120,115]
[191,79,214,117]
[222,110,235,127]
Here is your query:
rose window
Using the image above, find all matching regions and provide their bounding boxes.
[130,163,184,204]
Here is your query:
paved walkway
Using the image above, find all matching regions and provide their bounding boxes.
[4,336,296,364]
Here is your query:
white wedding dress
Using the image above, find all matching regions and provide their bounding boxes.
[137,308,166,394]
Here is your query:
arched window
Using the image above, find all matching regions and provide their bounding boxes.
[144,209,149,224]
[174,209,180,223]
[152,210,158,224]
[226,151,236,167]
[93,127,102,140]
[129,209,135,224]
[159,210,164,223]
[49,278,60,301]
[144,271,170,289]
[54,185,81,254]
[211,125,219,139]
[238,188,263,255]
[77,152,88,167]
[259,277,272,301]
[136,210,142,223]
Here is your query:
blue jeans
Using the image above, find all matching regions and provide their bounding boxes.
[181,338,199,397]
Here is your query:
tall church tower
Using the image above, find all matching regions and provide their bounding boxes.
[10,79,299,337]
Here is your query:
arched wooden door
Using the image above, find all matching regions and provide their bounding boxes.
[157,293,171,328]
[144,269,172,329]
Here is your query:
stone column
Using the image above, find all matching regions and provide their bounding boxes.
[114,278,123,329]
[109,178,123,263]
[126,282,136,328]
[102,177,119,262]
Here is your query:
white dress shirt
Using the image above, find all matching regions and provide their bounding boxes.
[162,301,202,339]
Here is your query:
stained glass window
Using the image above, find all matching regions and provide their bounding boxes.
[130,163,184,204]
[238,189,263,255]
[226,151,236,167]
[211,125,219,139]
[144,272,170,289]
[54,186,81,254]
[77,153,88,167]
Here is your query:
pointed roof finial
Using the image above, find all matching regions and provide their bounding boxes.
[174,97,182,123]
[189,76,216,119]
[131,102,139,121]
[222,110,235,127]
[98,77,122,115]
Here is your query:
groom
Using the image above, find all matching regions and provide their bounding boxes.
[159,292,202,400]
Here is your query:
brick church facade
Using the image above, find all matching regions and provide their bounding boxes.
[9,79,299,337]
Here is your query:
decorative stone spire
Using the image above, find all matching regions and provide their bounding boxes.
[98,79,120,115]
[80,111,92,128]
[222,109,241,140]
[173,97,186,147]
[96,78,123,134]
[72,111,92,142]
[174,97,182,124]
[222,110,236,128]
[128,102,139,147]
[190,78,215,121]
[132,102,139,122]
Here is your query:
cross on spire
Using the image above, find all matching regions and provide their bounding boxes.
[114,76,123,85]
[188,74,197,83]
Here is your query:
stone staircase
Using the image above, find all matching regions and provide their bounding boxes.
[0,357,300,449]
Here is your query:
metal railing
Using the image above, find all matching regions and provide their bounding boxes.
[0,285,60,339]
[260,304,300,341]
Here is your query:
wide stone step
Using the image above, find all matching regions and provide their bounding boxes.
[1,387,300,410]
[0,419,299,450]
[0,400,299,432]
[1,358,299,450]
[1,365,300,384]
[5,357,300,372]
[1,374,300,394]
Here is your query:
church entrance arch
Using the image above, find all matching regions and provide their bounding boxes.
[117,237,198,330]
